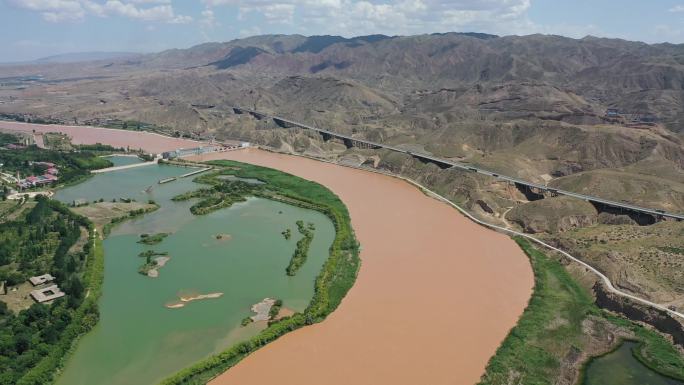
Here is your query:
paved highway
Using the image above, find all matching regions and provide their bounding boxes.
[233,106,684,221]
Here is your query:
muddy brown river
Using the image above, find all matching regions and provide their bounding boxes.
[0,121,206,153]
[1,121,534,384]
[192,149,534,385]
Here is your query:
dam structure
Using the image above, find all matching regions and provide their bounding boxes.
[229,106,684,223]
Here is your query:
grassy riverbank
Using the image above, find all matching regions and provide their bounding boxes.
[478,237,684,385]
[160,160,360,385]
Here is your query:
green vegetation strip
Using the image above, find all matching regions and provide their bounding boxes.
[102,205,159,237]
[478,237,684,385]
[7,199,103,385]
[171,179,256,215]
[138,250,168,258]
[0,137,113,187]
[137,233,169,245]
[161,160,360,385]
[286,220,315,276]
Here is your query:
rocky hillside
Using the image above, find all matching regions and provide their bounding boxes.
[117,33,684,132]
[1,32,683,210]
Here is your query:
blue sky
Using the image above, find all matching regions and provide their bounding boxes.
[1,0,684,62]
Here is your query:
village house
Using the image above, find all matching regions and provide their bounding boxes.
[30,285,65,303]
[29,273,55,286]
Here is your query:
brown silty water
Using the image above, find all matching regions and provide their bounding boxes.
[0,121,207,153]
[191,149,534,385]
[0,121,534,384]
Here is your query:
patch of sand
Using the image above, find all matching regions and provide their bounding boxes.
[188,149,534,385]
[215,234,232,241]
[250,298,276,322]
[165,292,224,309]
[147,256,170,278]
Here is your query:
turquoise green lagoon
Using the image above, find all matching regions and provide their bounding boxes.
[54,161,335,385]
[583,341,683,385]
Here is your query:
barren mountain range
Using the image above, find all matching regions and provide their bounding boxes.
[1,32,684,306]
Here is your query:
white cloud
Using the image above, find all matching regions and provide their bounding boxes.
[7,0,86,22]
[669,5,684,12]
[200,7,218,28]
[127,0,171,3]
[201,0,532,36]
[6,0,192,23]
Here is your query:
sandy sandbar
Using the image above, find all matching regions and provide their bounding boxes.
[147,256,170,278]
[250,298,276,322]
[165,292,224,309]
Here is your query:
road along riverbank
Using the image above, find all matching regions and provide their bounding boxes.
[189,148,534,385]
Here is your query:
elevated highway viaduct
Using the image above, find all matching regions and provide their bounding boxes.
[230,106,684,223]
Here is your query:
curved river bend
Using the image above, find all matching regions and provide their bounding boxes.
[1,122,535,385]
[193,149,534,385]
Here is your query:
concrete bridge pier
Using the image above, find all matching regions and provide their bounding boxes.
[249,111,265,120]
[320,132,333,142]
[410,154,453,169]
[273,117,295,128]
[514,182,545,201]
[589,201,658,225]
[342,138,354,149]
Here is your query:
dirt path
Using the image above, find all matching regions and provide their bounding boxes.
[190,149,534,385]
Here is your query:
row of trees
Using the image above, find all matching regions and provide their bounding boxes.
[285,220,315,276]
[0,143,113,187]
[172,179,263,215]
[0,197,91,384]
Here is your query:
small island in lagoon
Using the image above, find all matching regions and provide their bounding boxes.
[165,292,225,309]
[281,228,291,240]
[138,255,171,278]
[286,220,316,276]
[215,233,232,241]
[137,232,169,245]
[138,250,168,258]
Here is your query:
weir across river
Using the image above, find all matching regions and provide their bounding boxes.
[230,106,684,223]
[91,157,159,173]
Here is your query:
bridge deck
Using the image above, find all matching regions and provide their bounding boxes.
[231,106,684,221]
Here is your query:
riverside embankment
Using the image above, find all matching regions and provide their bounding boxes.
[0,121,209,153]
[191,148,534,385]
